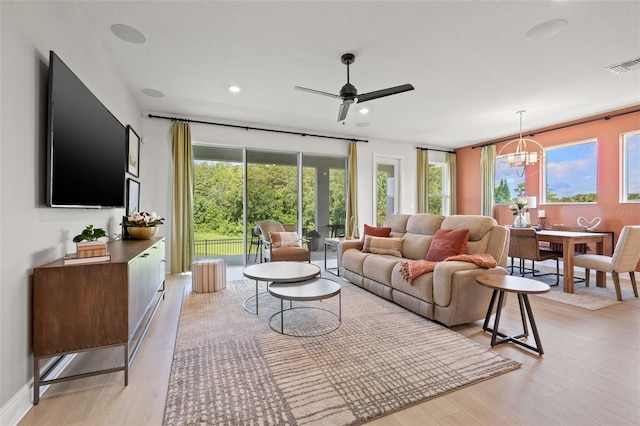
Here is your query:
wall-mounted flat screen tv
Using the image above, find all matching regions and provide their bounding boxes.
[47,50,126,208]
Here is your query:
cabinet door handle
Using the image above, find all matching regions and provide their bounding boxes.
[140,253,150,258]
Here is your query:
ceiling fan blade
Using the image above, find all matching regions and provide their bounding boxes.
[337,102,351,122]
[294,86,341,99]
[357,84,415,103]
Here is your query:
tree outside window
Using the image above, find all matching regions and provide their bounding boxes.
[428,163,446,214]
[494,156,525,205]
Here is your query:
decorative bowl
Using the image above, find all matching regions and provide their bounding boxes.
[127,226,159,240]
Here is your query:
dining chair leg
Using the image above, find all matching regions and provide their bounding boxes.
[612,271,623,301]
[584,268,591,287]
[630,272,638,298]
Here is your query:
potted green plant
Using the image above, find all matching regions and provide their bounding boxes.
[72,224,107,243]
[73,225,108,258]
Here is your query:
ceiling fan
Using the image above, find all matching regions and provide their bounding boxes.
[295,53,415,122]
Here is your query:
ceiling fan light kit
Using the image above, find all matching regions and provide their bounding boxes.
[295,53,415,122]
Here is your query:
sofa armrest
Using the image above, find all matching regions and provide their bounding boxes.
[433,261,507,307]
[337,239,361,262]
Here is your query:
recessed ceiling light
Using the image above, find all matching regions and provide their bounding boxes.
[228,85,242,93]
[111,24,147,44]
[141,88,164,98]
[359,108,370,115]
[526,19,568,40]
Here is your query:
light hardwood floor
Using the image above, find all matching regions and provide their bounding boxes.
[19,263,640,425]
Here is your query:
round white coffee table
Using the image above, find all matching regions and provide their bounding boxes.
[268,277,341,336]
[242,262,321,315]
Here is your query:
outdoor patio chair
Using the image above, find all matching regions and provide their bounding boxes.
[257,220,310,263]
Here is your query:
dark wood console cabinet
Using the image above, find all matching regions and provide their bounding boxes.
[32,238,165,404]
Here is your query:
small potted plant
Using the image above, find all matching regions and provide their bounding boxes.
[73,225,108,258]
[121,212,164,240]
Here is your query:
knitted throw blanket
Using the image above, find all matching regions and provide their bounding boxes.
[400,253,498,285]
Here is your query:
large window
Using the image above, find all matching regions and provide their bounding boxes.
[494,156,525,204]
[193,145,346,264]
[543,140,598,204]
[428,163,448,214]
[622,131,640,202]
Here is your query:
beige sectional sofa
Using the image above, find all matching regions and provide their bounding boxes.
[338,214,510,326]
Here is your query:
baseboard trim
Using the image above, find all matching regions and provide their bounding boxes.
[0,354,76,426]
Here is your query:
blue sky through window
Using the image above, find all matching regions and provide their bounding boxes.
[625,133,640,199]
[545,141,598,202]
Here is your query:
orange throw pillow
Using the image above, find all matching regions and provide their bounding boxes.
[426,228,470,262]
[359,224,392,250]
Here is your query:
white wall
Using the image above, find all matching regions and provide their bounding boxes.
[0,2,428,423]
[0,2,140,422]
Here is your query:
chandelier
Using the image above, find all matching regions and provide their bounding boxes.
[497,111,544,178]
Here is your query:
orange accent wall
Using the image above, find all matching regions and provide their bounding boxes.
[456,106,640,262]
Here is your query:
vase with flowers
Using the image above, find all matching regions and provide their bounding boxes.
[509,193,528,228]
[121,212,164,240]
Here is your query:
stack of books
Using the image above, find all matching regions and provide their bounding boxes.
[64,241,110,265]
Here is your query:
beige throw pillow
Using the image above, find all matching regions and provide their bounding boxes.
[270,232,300,248]
[363,235,403,257]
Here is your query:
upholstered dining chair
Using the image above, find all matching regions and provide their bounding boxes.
[508,228,561,284]
[573,225,640,301]
[257,220,310,263]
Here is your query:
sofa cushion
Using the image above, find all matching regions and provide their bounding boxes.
[401,233,433,260]
[270,232,299,247]
[391,263,434,303]
[363,236,403,257]
[426,228,470,261]
[441,215,496,241]
[382,214,411,234]
[363,255,401,286]
[405,213,445,235]
[359,224,392,250]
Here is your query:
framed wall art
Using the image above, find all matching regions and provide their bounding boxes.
[126,178,140,216]
[127,125,140,177]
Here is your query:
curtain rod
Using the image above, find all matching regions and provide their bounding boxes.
[148,114,369,143]
[470,107,640,149]
[417,147,455,154]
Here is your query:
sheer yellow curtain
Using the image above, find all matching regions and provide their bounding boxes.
[446,152,457,215]
[416,149,429,213]
[480,145,496,217]
[346,141,359,239]
[171,122,194,273]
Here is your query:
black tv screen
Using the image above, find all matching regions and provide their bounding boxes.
[47,51,126,208]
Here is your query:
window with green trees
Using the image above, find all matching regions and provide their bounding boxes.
[494,157,525,205]
[428,163,446,214]
[192,145,346,262]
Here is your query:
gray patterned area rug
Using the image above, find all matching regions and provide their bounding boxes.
[163,278,521,425]
[514,269,636,310]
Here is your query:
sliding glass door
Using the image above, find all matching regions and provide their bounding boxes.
[193,144,346,265]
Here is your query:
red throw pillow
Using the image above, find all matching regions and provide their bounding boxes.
[359,224,392,250]
[426,229,470,262]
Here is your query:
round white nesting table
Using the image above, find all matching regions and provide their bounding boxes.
[242,261,321,315]
[268,277,341,337]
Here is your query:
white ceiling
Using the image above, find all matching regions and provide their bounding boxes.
[77,1,640,149]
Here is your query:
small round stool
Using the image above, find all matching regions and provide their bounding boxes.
[192,258,226,293]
